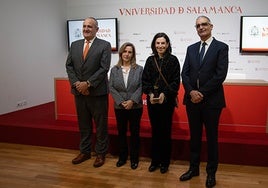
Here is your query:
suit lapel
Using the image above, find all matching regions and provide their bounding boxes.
[194,42,201,68]
[199,39,216,68]
[116,66,126,89]
[76,40,84,65]
[126,67,134,89]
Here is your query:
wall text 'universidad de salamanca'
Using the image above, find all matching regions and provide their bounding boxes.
[119,6,243,16]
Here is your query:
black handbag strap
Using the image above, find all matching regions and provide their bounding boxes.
[154,57,168,86]
[154,57,178,107]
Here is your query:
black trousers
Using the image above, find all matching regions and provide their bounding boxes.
[147,101,175,167]
[186,103,222,175]
[114,108,143,163]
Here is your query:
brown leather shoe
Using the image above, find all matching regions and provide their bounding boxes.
[72,153,91,165]
[93,154,105,168]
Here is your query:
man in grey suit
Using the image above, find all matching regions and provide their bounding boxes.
[180,16,229,187]
[66,17,111,168]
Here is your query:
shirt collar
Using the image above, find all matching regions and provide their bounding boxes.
[201,36,213,46]
[85,36,96,44]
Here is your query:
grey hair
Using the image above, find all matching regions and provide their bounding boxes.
[196,15,212,24]
[84,17,98,27]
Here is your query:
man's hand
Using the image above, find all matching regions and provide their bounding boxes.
[190,90,203,103]
[75,81,90,95]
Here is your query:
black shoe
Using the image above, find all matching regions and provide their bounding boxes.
[131,162,138,170]
[206,174,216,188]
[116,160,126,167]
[148,164,159,172]
[160,166,168,174]
[179,169,199,181]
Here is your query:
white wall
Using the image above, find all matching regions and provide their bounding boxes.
[66,0,268,80]
[0,0,67,114]
[0,0,267,115]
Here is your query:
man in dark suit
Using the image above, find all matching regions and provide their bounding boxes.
[180,16,229,188]
[66,17,111,168]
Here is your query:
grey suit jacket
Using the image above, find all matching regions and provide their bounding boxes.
[66,38,111,96]
[109,64,143,109]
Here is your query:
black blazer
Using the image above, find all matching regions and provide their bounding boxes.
[66,38,111,96]
[181,38,229,108]
[142,54,181,106]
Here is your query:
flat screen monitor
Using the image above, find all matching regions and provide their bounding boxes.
[67,18,118,51]
[240,15,268,53]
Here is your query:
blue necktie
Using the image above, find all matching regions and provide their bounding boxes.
[199,42,206,65]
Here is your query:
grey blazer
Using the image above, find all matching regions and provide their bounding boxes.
[109,64,143,109]
[66,38,111,96]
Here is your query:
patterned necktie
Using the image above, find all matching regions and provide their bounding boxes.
[83,41,90,60]
[199,42,206,65]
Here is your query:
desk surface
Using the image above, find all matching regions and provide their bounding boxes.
[55,77,268,86]
[224,79,268,86]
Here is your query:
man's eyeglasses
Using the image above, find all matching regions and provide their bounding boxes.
[195,22,210,29]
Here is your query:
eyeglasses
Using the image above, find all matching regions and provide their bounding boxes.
[195,22,210,29]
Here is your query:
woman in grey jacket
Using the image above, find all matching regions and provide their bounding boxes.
[109,42,143,170]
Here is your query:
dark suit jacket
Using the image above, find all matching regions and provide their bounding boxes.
[181,38,229,108]
[142,54,181,105]
[109,65,143,109]
[66,38,111,96]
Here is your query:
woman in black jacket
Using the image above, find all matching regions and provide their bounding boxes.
[142,32,181,174]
